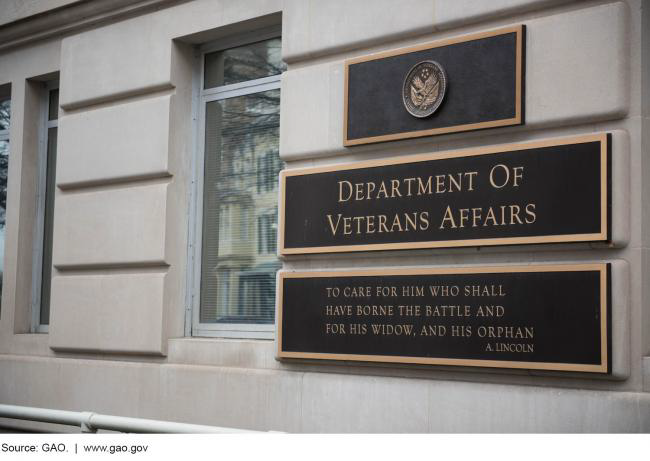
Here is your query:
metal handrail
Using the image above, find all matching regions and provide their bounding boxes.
[0,404,259,433]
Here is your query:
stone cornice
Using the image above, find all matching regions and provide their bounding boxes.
[0,0,188,53]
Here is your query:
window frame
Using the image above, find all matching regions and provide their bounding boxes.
[31,80,58,333]
[187,26,283,339]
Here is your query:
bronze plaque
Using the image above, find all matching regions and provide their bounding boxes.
[278,264,611,373]
[279,133,611,255]
[344,25,525,146]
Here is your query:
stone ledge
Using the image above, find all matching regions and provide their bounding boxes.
[0,0,184,53]
[0,355,648,432]
[282,0,573,64]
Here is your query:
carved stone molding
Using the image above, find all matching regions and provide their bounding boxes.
[0,0,187,52]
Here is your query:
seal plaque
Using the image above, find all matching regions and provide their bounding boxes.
[402,60,447,118]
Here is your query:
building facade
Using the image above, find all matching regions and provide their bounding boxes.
[0,0,649,432]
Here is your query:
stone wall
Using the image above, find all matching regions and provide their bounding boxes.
[0,0,648,432]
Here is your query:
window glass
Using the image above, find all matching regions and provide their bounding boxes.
[36,86,58,328]
[48,89,59,121]
[0,99,9,130]
[0,139,8,312]
[39,126,57,325]
[0,96,9,314]
[204,38,286,89]
[199,88,282,325]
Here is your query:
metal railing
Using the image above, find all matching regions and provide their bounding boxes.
[0,404,259,433]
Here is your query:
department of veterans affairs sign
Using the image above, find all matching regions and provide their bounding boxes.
[279,133,611,255]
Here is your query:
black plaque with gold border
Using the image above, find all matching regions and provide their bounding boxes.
[279,133,611,255]
[344,25,525,146]
[278,264,611,374]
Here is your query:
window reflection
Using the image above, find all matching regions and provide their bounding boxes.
[0,97,9,314]
[0,99,9,131]
[204,38,286,88]
[0,140,8,311]
[200,88,282,324]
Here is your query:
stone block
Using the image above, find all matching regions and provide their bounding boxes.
[60,16,174,108]
[57,95,171,188]
[300,372,429,432]
[525,2,629,127]
[48,272,166,354]
[52,183,168,267]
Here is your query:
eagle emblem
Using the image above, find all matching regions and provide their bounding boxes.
[410,74,439,109]
[402,61,447,118]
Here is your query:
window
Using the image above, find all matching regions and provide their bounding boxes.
[31,81,58,332]
[0,91,10,315]
[257,211,277,255]
[257,151,281,193]
[191,30,286,338]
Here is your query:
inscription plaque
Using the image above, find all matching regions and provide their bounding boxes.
[279,133,611,255]
[344,25,525,146]
[278,264,611,373]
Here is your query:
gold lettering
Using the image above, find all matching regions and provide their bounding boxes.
[343,217,352,234]
[404,177,416,196]
[466,171,478,191]
[525,203,536,223]
[418,176,432,195]
[435,174,446,193]
[484,207,498,226]
[366,215,376,233]
[377,181,389,199]
[326,214,342,235]
[353,216,363,234]
[378,214,389,233]
[354,183,364,201]
[440,206,457,229]
[448,173,462,192]
[471,207,482,227]
[390,214,404,232]
[338,181,353,202]
[404,212,417,231]
[366,182,376,199]
[419,211,430,230]
[459,208,469,228]
[509,204,523,225]
[513,166,524,187]
[489,164,509,188]
[391,179,402,197]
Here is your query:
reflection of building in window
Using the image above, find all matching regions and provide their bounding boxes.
[257,150,281,193]
[196,36,285,335]
[257,212,277,254]
[0,94,11,314]
[237,263,277,323]
[219,204,231,241]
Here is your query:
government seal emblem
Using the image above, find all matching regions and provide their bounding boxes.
[402,60,447,118]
